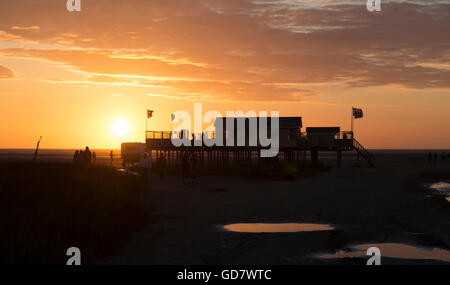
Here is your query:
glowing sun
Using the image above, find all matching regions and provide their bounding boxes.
[112,119,129,136]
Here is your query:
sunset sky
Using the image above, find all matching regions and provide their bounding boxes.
[0,0,449,149]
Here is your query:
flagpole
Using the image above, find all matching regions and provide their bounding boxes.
[145,111,148,141]
[146,110,153,138]
[351,106,354,135]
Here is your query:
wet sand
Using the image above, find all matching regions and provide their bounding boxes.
[101,156,450,265]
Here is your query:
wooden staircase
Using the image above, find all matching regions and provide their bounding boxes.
[353,138,375,166]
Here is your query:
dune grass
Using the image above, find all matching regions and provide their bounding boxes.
[0,162,148,264]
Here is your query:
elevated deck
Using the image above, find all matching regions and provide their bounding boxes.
[143,130,374,166]
[145,130,355,151]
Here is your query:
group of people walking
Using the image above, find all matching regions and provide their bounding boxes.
[73,147,96,164]
[72,147,199,183]
[139,152,168,183]
[73,148,115,165]
[138,151,199,184]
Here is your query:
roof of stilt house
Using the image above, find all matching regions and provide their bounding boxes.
[306,127,340,133]
[214,117,302,129]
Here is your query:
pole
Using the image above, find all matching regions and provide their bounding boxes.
[351,106,354,134]
[33,136,42,161]
[146,109,149,131]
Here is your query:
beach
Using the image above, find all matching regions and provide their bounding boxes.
[97,151,450,265]
[1,149,449,264]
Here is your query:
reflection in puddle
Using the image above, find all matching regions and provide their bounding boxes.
[429,182,450,202]
[117,168,139,176]
[224,223,334,233]
[320,243,450,262]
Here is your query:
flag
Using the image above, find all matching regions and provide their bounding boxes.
[147,110,153,118]
[352,107,363,119]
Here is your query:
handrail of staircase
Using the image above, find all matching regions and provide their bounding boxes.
[353,138,373,162]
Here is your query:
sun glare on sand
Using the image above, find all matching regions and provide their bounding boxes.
[112,119,129,136]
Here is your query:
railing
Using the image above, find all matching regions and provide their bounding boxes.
[146,130,216,140]
[146,131,173,139]
[203,131,215,140]
[334,131,353,140]
[146,130,368,157]
[147,130,353,141]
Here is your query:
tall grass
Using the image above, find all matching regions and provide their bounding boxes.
[0,162,148,264]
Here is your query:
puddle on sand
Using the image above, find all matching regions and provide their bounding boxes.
[223,223,335,233]
[429,182,450,202]
[319,243,450,262]
[117,168,139,176]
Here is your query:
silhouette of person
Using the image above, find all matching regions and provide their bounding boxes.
[182,152,189,180]
[110,150,114,165]
[443,152,446,162]
[434,152,438,162]
[78,150,84,163]
[93,151,97,164]
[191,153,198,180]
[158,153,167,180]
[139,153,152,183]
[74,150,79,163]
[428,152,432,162]
[84,147,92,164]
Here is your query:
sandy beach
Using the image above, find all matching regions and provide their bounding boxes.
[101,153,450,265]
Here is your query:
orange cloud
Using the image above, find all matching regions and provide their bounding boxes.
[0,1,449,101]
[0,30,22,41]
[11,25,40,30]
[0,65,14,79]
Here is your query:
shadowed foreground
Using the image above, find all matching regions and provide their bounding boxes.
[103,157,450,265]
[2,155,450,265]
[0,162,148,264]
